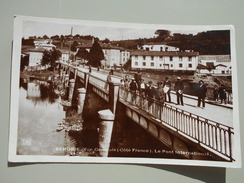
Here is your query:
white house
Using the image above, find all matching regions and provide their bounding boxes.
[120,50,130,66]
[198,55,231,74]
[60,50,70,62]
[28,48,45,66]
[28,40,56,67]
[140,43,180,52]
[131,50,199,71]
[34,39,56,51]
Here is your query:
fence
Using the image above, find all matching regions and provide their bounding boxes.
[119,87,234,161]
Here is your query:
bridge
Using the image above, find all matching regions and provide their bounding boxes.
[58,61,234,161]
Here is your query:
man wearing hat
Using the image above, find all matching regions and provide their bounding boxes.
[145,81,155,113]
[163,77,171,103]
[129,78,138,92]
[129,78,138,105]
[197,80,207,108]
[174,77,184,105]
[145,81,155,99]
[139,79,147,97]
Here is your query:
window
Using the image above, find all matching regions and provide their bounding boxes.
[171,64,173,67]
[146,48,150,51]
[135,62,138,66]
[179,63,183,68]
[188,63,192,68]
[143,56,146,60]
[160,47,163,51]
[159,64,162,67]
[179,56,182,61]
[135,56,138,60]
[189,56,192,61]
[150,62,154,67]
[142,62,146,66]
[151,56,154,60]
[170,56,173,61]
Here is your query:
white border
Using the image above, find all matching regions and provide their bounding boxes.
[8,15,242,168]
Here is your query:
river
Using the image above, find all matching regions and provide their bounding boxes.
[17,78,177,159]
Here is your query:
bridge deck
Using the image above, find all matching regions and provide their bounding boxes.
[73,64,233,128]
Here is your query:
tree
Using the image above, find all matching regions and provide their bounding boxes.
[41,50,52,67]
[43,35,49,39]
[123,59,131,70]
[20,54,29,71]
[50,48,61,68]
[206,62,215,73]
[155,30,171,40]
[41,48,61,69]
[88,41,105,67]
[102,38,110,43]
[70,40,79,52]
[76,48,89,61]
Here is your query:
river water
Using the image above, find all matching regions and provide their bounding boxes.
[17,78,176,159]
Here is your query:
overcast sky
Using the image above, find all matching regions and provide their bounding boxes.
[22,20,216,41]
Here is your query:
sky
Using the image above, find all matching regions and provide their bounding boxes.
[22,19,222,41]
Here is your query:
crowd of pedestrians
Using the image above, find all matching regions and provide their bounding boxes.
[118,71,229,109]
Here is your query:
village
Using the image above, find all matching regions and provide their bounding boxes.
[20,30,232,104]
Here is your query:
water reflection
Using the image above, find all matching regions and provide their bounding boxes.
[17,77,180,159]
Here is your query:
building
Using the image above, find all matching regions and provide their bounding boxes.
[76,42,130,68]
[28,41,56,67]
[131,50,199,71]
[140,43,180,52]
[198,55,231,74]
[28,48,45,66]
[60,50,70,62]
[34,39,56,51]
[120,50,130,65]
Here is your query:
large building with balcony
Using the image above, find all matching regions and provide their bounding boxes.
[131,50,199,71]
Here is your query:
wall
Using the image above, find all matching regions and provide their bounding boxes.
[0,0,243,183]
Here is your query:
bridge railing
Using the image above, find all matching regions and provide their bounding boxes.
[89,74,109,94]
[119,87,234,161]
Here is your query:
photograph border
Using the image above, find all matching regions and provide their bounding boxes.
[8,15,242,168]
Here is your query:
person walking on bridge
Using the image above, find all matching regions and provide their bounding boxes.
[197,80,207,108]
[163,77,171,103]
[134,71,142,87]
[155,82,165,104]
[129,78,138,105]
[145,81,156,113]
[174,77,184,106]
[219,84,227,104]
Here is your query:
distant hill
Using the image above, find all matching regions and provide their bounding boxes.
[22,30,230,55]
[112,30,230,55]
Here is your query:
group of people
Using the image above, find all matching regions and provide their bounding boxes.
[213,84,228,104]
[114,71,229,109]
[120,74,174,105]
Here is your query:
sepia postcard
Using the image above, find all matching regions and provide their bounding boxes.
[8,15,241,167]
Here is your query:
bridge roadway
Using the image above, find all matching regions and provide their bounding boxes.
[75,65,233,128]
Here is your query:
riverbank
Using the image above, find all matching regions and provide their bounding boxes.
[20,70,59,81]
